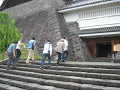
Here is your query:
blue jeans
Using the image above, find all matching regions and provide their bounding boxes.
[6,53,16,68]
[62,50,69,61]
[40,53,51,67]
[16,49,21,60]
[56,52,61,65]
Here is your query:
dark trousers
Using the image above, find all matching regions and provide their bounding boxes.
[6,53,16,68]
[40,53,51,67]
[62,50,69,61]
[56,52,61,65]
[16,49,21,60]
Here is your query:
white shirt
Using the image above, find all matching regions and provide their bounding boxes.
[43,42,52,55]
[64,39,68,51]
[16,41,21,49]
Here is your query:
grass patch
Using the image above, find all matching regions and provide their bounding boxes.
[0,43,42,61]
[19,43,42,60]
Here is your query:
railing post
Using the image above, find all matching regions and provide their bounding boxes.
[3,54,4,60]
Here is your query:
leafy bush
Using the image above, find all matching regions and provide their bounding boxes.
[0,12,23,53]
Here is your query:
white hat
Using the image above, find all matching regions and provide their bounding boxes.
[60,39,64,42]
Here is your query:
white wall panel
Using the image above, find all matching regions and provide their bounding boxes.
[63,6,120,29]
[63,13,77,22]
[100,17,108,24]
[85,19,92,26]
[92,18,99,25]
[116,15,120,23]
[108,16,116,23]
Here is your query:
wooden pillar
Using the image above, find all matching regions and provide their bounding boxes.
[93,42,96,57]
[111,40,114,54]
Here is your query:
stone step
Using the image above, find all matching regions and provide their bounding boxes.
[2,61,120,90]
[0,71,120,90]
[0,77,66,90]
[0,83,25,90]
[0,68,120,88]
[0,65,120,80]
[17,61,120,69]
[15,63,120,75]
[1,65,120,80]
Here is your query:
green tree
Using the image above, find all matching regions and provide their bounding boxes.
[0,12,23,53]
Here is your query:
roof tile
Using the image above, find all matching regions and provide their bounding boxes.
[60,0,112,10]
[79,26,120,35]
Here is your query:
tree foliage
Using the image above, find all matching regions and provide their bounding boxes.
[0,12,23,53]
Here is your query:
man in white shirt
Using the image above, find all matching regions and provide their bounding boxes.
[40,40,52,69]
[62,37,69,62]
[16,39,24,60]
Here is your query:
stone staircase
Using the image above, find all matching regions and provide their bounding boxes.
[0,61,120,90]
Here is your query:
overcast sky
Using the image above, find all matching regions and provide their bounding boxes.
[0,0,3,6]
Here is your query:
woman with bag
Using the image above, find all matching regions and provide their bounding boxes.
[55,39,65,66]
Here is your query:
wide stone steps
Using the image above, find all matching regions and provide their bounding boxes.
[1,64,120,80]
[15,62,120,75]
[0,76,66,90]
[2,63,120,80]
[0,69,120,90]
[0,61,120,90]
[0,67,120,88]
[17,61,120,69]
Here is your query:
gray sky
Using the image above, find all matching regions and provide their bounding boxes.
[0,0,3,6]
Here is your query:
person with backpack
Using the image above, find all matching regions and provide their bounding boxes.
[26,37,36,64]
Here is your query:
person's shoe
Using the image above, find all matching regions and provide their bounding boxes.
[60,60,62,63]
[40,67,43,69]
[64,60,66,62]
[32,60,35,62]
[26,63,31,64]
[12,65,16,66]
[6,68,11,70]
[16,58,19,61]
[55,64,59,66]
[47,65,51,66]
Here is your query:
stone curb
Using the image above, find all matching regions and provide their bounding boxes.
[0,59,8,65]
[0,83,25,90]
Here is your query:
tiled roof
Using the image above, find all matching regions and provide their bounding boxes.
[79,26,120,35]
[60,0,112,10]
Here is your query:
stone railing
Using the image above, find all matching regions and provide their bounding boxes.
[0,53,7,61]
[0,53,9,65]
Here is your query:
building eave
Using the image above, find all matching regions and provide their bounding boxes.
[78,31,120,38]
[58,0,120,13]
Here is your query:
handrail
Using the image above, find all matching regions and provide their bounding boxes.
[0,53,6,55]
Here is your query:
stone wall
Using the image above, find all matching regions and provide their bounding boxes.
[115,51,120,60]
[66,22,92,61]
[2,0,91,61]
[2,0,75,60]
